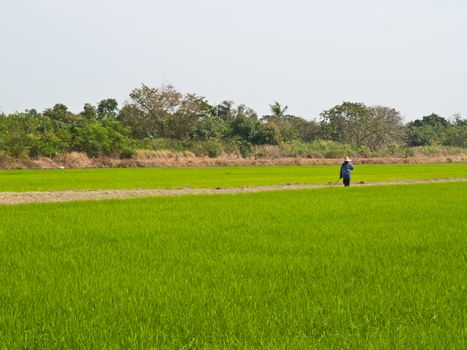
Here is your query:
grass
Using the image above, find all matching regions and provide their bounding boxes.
[0,163,465,192]
[0,182,466,348]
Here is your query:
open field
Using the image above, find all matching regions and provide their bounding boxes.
[1,182,466,348]
[0,163,466,192]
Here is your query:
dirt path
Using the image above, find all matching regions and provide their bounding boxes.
[0,178,465,205]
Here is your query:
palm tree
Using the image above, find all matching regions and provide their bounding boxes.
[269,101,288,120]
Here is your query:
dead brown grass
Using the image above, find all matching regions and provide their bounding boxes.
[0,152,465,170]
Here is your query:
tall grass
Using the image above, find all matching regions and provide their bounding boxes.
[142,139,467,159]
[0,183,466,348]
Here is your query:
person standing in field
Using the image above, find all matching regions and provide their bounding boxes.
[340,156,354,187]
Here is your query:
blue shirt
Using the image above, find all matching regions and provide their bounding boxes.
[340,161,354,180]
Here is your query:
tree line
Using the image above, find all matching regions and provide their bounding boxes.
[0,84,465,159]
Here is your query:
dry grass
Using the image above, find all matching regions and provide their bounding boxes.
[0,151,465,170]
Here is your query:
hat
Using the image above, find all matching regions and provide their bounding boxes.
[345,156,352,162]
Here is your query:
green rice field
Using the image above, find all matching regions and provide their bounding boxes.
[0,163,465,191]
[1,180,466,348]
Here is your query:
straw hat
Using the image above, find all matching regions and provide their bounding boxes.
[345,156,352,162]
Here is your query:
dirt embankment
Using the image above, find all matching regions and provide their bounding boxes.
[1,152,466,170]
[0,178,465,205]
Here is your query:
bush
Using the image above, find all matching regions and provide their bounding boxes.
[230,116,259,143]
[193,117,228,140]
[72,119,130,157]
[148,138,185,152]
[254,123,281,145]
[191,140,224,158]
[239,142,251,158]
[119,147,136,159]
[278,140,358,159]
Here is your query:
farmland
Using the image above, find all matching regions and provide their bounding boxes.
[0,180,466,348]
[0,163,466,192]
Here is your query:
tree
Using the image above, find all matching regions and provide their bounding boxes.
[261,102,321,142]
[445,114,467,147]
[261,102,295,141]
[121,84,182,138]
[97,99,119,118]
[254,122,281,145]
[229,115,260,143]
[0,112,39,157]
[288,117,321,142]
[193,116,227,141]
[320,102,372,145]
[43,104,75,124]
[214,101,235,121]
[166,94,211,140]
[365,106,404,150]
[41,104,75,148]
[81,103,98,119]
[269,101,288,120]
[72,118,132,157]
[320,102,403,150]
[117,105,147,138]
[406,114,450,146]
[235,104,258,120]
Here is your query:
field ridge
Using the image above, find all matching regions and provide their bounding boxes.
[1,177,466,205]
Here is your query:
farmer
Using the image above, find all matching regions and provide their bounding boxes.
[339,156,354,187]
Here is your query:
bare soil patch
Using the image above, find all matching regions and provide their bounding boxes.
[0,178,465,205]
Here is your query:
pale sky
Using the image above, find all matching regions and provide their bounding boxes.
[1,0,466,121]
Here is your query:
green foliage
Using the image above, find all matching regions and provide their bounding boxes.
[262,102,321,142]
[0,111,68,158]
[254,122,281,145]
[193,116,228,140]
[119,147,136,159]
[0,108,132,158]
[445,121,466,147]
[213,100,236,121]
[166,94,212,140]
[320,102,369,143]
[285,116,321,142]
[278,140,359,158]
[0,85,465,161]
[72,118,132,157]
[239,141,252,157]
[320,102,404,150]
[147,138,185,152]
[43,104,78,125]
[122,84,182,138]
[407,114,466,147]
[191,139,224,158]
[229,115,260,143]
[97,98,119,118]
[407,114,448,146]
[80,103,98,119]
[28,131,66,158]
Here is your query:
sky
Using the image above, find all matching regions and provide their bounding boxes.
[1,0,466,121]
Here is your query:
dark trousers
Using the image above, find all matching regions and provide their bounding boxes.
[343,178,350,187]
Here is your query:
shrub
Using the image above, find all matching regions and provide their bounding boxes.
[191,140,224,158]
[119,147,136,159]
[148,138,185,152]
[239,142,251,158]
[254,123,281,145]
